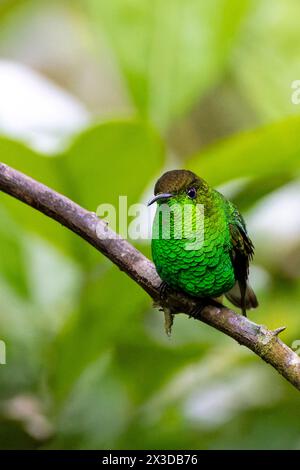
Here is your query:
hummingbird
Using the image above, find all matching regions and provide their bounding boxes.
[148,169,258,332]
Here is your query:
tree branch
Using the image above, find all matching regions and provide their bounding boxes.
[0,162,299,390]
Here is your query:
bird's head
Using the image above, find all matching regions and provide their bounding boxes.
[148,169,209,207]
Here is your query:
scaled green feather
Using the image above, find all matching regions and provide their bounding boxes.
[150,170,258,314]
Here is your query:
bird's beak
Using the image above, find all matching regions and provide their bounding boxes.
[147,193,173,206]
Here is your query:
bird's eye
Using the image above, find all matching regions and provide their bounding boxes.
[187,187,197,199]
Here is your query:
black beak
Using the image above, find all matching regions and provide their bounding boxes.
[147,193,173,206]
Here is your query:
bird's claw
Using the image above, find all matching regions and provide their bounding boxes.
[189,301,206,318]
[159,281,171,303]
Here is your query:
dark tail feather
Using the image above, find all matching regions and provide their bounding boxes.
[225,281,258,315]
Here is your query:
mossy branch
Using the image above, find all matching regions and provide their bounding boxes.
[0,162,299,391]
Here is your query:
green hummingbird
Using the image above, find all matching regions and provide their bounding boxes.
[148,170,258,328]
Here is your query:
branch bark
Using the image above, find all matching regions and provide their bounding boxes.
[0,162,299,390]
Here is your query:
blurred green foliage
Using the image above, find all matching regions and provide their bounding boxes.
[0,0,300,450]
[86,0,250,129]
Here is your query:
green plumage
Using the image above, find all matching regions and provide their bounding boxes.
[150,170,258,315]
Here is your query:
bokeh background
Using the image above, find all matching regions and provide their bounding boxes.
[0,0,300,450]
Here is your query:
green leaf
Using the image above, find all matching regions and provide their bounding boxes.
[230,173,294,211]
[50,265,147,402]
[0,137,71,252]
[0,206,29,297]
[0,0,25,19]
[232,0,300,121]
[86,0,250,129]
[187,116,300,186]
[60,119,164,211]
[52,355,130,449]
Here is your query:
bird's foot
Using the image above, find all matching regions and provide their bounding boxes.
[189,300,206,318]
[159,281,172,303]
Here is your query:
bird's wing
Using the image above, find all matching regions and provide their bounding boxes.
[227,202,257,315]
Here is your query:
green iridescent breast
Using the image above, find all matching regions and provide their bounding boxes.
[151,191,235,297]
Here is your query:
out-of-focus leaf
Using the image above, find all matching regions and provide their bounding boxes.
[0,421,37,450]
[0,0,24,19]
[187,116,300,186]
[86,0,250,129]
[0,137,59,185]
[0,232,83,398]
[210,393,300,450]
[0,206,28,297]
[0,137,71,252]
[23,234,83,331]
[50,265,148,401]
[113,337,210,404]
[232,0,300,121]
[51,355,130,450]
[60,119,164,210]
[231,173,293,211]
